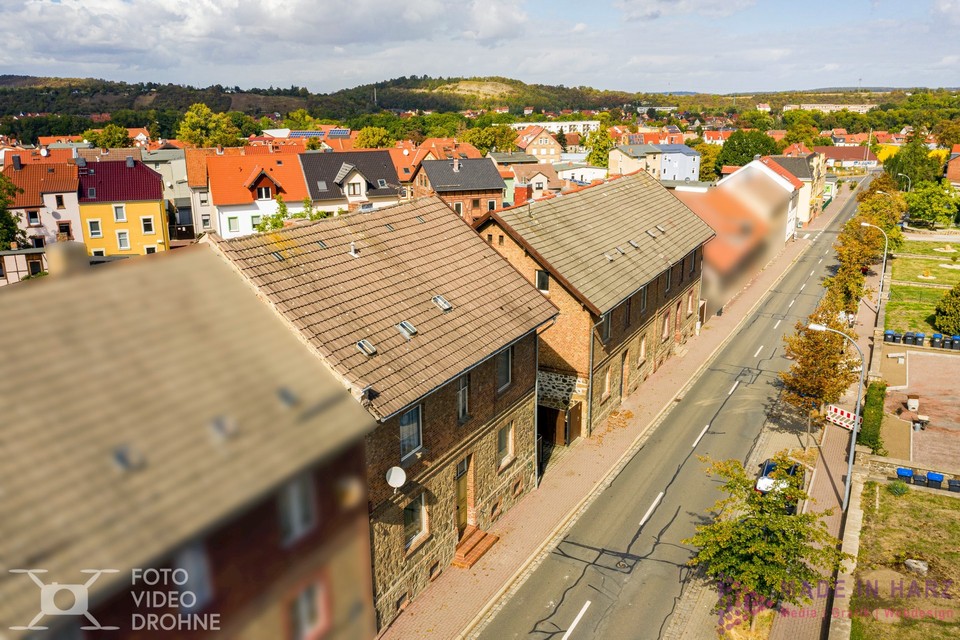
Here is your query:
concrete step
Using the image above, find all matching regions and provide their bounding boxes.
[452,528,499,568]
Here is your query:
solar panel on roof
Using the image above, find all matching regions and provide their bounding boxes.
[290,131,325,138]
[329,129,351,138]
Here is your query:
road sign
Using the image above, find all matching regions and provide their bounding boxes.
[826,404,862,430]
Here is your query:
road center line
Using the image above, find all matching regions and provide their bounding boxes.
[788,299,795,308]
[774,319,782,329]
[800,283,806,291]
[753,345,764,358]
[639,492,665,528]
[691,423,710,449]
[818,258,823,264]
[728,380,739,396]
[810,270,815,277]
[562,601,592,640]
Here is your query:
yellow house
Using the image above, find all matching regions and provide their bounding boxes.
[77,158,169,256]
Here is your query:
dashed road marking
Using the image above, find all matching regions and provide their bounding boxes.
[753,345,764,358]
[729,380,740,396]
[639,492,665,528]
[788,299,795,308]
[562,601,592,640]
[692,424,710,449]
[774,319,782,329]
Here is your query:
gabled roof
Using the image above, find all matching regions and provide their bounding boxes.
[299,150,400,201]
[5,148,74,165]
[766,155,813,181]
[654,144,700,157]
[184,147,245,188]
[77,147,142,163]
[476,173,715,315]
[419,158,506,193]
[615,144,660,158]
[488,152,538,165]
[0,245,375,635]
[758,157,803,190]
[673,188,769,275]
[782,142,813,157]
[207,154,309,206]
[78,160,163,203]
[511,163,562,190]
[209,198,557,419]
[2,163,78,208]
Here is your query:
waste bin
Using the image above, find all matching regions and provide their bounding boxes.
[932,333,943,348]
[913,473,928,486]
[953,336,960,351]
[893,332,903,343]
[916,332,926,347]
[949,479,960,493]
[927,472,944,489]
[884,330,895,343]
[904,332,915,345]
[897,468,913,481]
[943,336,954,350]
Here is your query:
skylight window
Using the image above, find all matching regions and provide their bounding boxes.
[655,224,667,233]
[646,229,658,238]
[432,295,453,312]
[317,180,328,191]
[113,444,145,472]
[317,239,328,249]
[209,415,239,441]
[397,321,417,338]
[416,216,426,223]
[628,240,640,249]
[270,251,284,261]
[385,223,395,232]
[377,179,387,188]
[357,339,377,356]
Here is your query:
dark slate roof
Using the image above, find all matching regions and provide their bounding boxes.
[77,160,163,202]
[615,144,660,158]
[211,197,557,420]
[488,152,538,165]
[420,158,506,193]
[486,173,715,315]
[767,155,813,181]
[299,150,400,201]
[654,144,700,157]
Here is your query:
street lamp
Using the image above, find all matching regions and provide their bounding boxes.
[808,323,865,512]
[861,222,889,305]
[896,173,912,192]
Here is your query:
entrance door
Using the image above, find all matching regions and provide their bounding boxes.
[455,456,470,536]
[567,402,582,442]
[537,405,566,445]
[620,350,630,397]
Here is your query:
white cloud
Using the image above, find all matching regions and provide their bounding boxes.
[615,0,756,20]
[933,0,960,27]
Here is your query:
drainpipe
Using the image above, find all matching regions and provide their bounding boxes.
[585,312,606,438]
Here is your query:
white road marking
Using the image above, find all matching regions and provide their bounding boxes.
[692,424,710,449]
[639,492,665,528]
[824,248,830,255]
[818,258,823,264]
[810,270,815,277]
[728,380,740,396]
[753,345,764,358]
[788,299,795,308]
[563,601,592,640]
[803,233,810,240]
[800,283,806,291]
[774,319,782,329]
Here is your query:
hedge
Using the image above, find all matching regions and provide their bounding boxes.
[857,381,886,454]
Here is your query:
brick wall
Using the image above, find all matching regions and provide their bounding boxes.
[367,332,539,629]
[411,171,502,224]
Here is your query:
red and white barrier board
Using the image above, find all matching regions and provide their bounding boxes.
[826,404,862,430]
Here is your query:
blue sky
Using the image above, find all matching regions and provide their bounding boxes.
[0,0,956,95]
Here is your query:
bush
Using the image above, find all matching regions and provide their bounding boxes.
[887,480,910,496]
[934,283,960,335]
[857,381,887,454]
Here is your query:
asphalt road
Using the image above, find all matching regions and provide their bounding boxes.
[478,183,869,640]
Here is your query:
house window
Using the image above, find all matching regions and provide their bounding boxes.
[113,204,126,222]
[624,298,632,329]
[91,249,105,257]
[535,182,544,191]
[251,215,262,228]
[201,214,211,229]
[257,186,272,200]
[403,493,427,549]
[87,187,96,198]
[690,251,696,274]
[497,422,514,469]
[535,270,549,292]
[640,285,647,312]
[31,236,44,248]
[55,194,64,209]
[145,246,157,255]
[662,312,671,342]
[487,234,493,243]
[687,291,695,317]
[498,235,504,247]
[141,217,154,234]
[290,582,329,640]
[0,259,4,278]
[227,217,239,233]
[600,313,612,343]
[639,335,647,365]
[199,191,209,205]
[57,221,71,239]
[174,542,213,612]
[278,473,317,544]
[457,375,469,422]
[665,267,671,292]
[496,347,512,391]
[27,258,42,275]
[472,199,480,209]
[453,202,463,217]
[399,405,422,460]
[347,182,361,196]
[116,231,130,251]
[27,211,40,226]
[488,200,496,211]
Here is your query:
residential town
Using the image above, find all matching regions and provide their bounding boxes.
[2,62,960,640]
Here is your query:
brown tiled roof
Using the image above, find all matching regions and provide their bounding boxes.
[2,163,78,208]
[511,163,562,190]
[479,173,715,315]
[210,197,558,419]
[76,147,142,163]
[0,245,375,637]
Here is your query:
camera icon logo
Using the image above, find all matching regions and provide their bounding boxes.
[9,569,120,631]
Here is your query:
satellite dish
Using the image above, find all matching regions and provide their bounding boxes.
[39,148,48,157]
[402,149,410,156]
[385,466,406,492]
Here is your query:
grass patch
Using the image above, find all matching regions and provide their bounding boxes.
[850,482,960,640]
[891,257,960,287]
[858,382,886,454]
[899,240,960,257]
[885,285,942,332]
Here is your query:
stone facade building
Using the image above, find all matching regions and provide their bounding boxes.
[208,197,557,631]
[475,173,714,444]
[411,157,506,224]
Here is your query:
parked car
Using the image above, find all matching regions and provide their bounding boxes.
[755,459,803,514]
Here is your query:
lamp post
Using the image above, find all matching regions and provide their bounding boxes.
[808,323,865,512]
[860,222,889,305]
[896,172,912,192]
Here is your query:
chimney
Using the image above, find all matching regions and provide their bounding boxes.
[514,184,532,206]
[12,155,21,170]
[46,241,90,277]
[125,156,134,168]
[452,157,460,173]
[753,154,761,161]
[76,157,87,168]
[349,241,359,257]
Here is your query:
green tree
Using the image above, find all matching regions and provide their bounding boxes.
[556,130,567,152]
[305,136,322,150]
[255,194,289,232]
[739,110,774,132]
[460,125,517,155]
[780,304,860,409]
[693,143,721,181]
[904,180,960,227]
[0,174,25,249]
[81,123,131,148]
[883,137,943,187]
[355,126,394,148]
[177,103,244,148]
[291,197,329,221]
[586,129,614,168]
[934,283,960,335]
[283,108,318,130]
[933,118,960,149]
[715,130,779,169]
[684,454,849,627]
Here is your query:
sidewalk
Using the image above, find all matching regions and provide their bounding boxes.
[379,192,857,640]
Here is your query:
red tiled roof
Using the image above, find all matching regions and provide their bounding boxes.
[813,146,878,162]
[207,154,308,206]
[720,165,741,175]
[78,160,162,202]
[759,156,803,190]
[782,143,813,157]
[2,163,78,208]
[7,148,74,164]
[766,129,787,141]
[673,188,769,275]
[184,147,245,188]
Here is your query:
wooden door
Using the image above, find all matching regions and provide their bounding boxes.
[567,402,582,442]
[455,457,469,536]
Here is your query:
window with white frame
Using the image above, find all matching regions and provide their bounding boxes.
[495,347,512,391]
[91,249,105,257]
[347,182,361,196]
[141,216,154,234]
[116,230,130,251]
[201,214,211,229]
[457,375,469,422]
[251,215,262,228]
[535,270,549,292]
[278,473,317,544]
[403,493,426,548]
[640,285,647,312]
[290,581,329,640]
[88,219,102,239]
[199,191,209,205]
[399,405,422,460]
[453,202,463,216]
[27,211,40,226]
[488,200,496,211]
[113,204,126,222]
[256,186,272,200]
[174,541,213,612]
[497,422,514,468]
[227,217,239,233]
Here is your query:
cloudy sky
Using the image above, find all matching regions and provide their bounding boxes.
[1,0,957,94]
